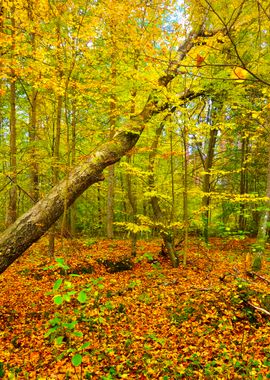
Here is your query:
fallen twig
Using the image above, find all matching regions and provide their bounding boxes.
[247,302,270,316]
[246,271,270,284]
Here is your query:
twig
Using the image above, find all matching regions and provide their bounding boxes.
[246,271,270,284]
[247,302,270,316]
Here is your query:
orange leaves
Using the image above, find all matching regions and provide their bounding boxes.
[1,237,270,378]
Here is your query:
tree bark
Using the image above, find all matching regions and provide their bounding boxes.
[200,100,221,243]
[201,125,218,243]
[182,122,189,266]
[0,101,160,273]
[126,155,138,255]
[6,74,17,226]
[106,20,117,239]
[252,128,270,271]
[148,121,178,267]
[6,11,17,226]
[239,133,248,231]
[28,2,39,204]
[0,26,206,274]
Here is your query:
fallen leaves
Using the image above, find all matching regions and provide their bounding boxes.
[0,237,270,378]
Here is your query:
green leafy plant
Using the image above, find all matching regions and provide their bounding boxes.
[45,259,106,375]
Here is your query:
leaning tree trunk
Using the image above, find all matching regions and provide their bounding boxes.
[0,25,208,274]
[0,98,162,274]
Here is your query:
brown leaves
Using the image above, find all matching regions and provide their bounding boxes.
[1,237,270,378]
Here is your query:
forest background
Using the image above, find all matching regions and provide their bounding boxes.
[1,0,270,266]
[2,0,270,378]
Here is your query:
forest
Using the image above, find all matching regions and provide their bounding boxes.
[1,0,270,378]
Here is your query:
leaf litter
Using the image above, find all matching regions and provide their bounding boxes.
[1,237,270,379]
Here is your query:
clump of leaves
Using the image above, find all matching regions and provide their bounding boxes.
[45,259,107,371]
[84,238,97,247]
[169,301,196,326]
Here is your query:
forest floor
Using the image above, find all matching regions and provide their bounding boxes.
[1,236,270,379]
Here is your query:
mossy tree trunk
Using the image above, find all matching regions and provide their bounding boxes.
[0,98,164,274]
[0,26,207,274]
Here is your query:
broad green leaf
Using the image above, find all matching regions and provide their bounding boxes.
[80,342,91,350]
[77,290,87,303]
[55,257,70,270]
[53,295,63,305]
[55,336,64,345]
[44,326,57,338]
[63,291,76,302]
[49,317,61,326]
[63,321,77,330]
[72,331,83,337]
[53,278,63,291]
[71,353,82,367]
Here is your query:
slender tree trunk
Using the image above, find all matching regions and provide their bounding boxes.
[28,2,39,204]
[6,75,17,226]
[97,185,103,236]
[48,19,63,254]
[70,103,77,235]
[6,11,17,226]
[149,122,178,267]
[126,84,138,254]
[201,128,218,242]
[239,133,248,231]
[252,130,270,271]
[201,101,220,243]
[48,94,63,256]
[126,155,137,255]
[106,18,119,239]
[107,164,115,238]
[182,124,189,266]
[29,87,39,203]
[106,51,117,239]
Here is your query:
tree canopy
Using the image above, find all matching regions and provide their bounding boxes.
[1,0,270,271]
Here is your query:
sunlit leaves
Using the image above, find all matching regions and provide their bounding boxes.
[77,290,87,303]
[53,278,63,291]
[53,295,64,305]
[71,353,82,366]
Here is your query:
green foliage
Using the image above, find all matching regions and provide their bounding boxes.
[135,252,154,263]
[169,303,195,326]
[71,353,82,367]
[44,260,107,369]
[0,362,4,378]
[84,239,97,247]
[128,279,141,289]
[252,255,262,271]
